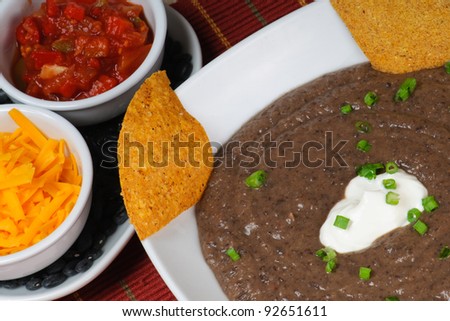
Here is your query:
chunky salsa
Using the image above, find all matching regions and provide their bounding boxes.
[14,0,153,101]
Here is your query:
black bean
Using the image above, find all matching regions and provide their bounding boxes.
[175,61,193,83]
[42,273,67,288]
[101,218,117,236]
[166,39,182,57]
[74,231,93,253]
[87,195,104,223]
[170,80,182,89]
[113,204,128,225]
[91,232,107,250]
[63,248,83,260]
[98,174,121,195]
[45,258,66,274]
[104,192,122,207]
[1,280,22,289]
[26,277,43,291]
[85,248,104,261]
[0,90,12,104]
[173,52,192,64]
[75,258,94,273]
[62,260,80,277]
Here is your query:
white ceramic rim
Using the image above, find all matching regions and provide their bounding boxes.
[0,0,167,111]
[0,104,93,265]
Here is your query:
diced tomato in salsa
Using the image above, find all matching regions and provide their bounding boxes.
[16,17,40,46]
[64,3,86,21]
[29,50,64,69]
[45,0,60,17]
[14,0,153,101]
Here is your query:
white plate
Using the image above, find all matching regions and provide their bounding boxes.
[141,0,368,300]
[0,5,202,301]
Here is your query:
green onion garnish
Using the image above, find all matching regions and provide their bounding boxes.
[245,169,267,189]
[315,247,337,262]
[407,208,422,223]
[316,247,338,273]
[226,247,241,261]
[356,163,384,180]
[51,39,75,53]
[355,120,372,133]
[385,161,398,174]
[385,296,400,301]
[386,191,400,205]
[356,139,372,152]
[382,178,396,190]
[413,219,428,236]
[315,249,327,260]
[364,91,379,106]
[325,259,337,273]
[438,245,450,260]
[422,195,439,212]
[359,267,372,281]
[445,61,450,74]
[340,103,353,115]
[333,215,350,230]
[394,78,417,102]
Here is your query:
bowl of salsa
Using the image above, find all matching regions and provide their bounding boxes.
[0,0,167,126]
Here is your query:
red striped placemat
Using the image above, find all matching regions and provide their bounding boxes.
[172,0,313,64]
[62,0,313,301]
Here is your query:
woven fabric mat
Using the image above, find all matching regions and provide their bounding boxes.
[62,0,313,301]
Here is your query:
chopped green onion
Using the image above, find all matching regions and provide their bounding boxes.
[333,215,350,230]
[445,61,450,74]
[316,247,338,274]
[51,39,75,53]
[130,16,144,28]
[315,247,337,262]
[438,245,450,260]
[315,249,327,260]
[364,91,379,106]
[413,219,428,236]
[340,103,353,115]
[422,195,439,212]
[226,247,241,261]
[245,169,267,189]
[359,267,372,281]
[356,163,384,180]
[385,161,399,174]
[407,208,422,223]
[355,121,372,133]
[356,139,372,152]
[385,296,400,301]
[325,259,337,273]
[382,178,397,190]
[386,192,400,205]
[394,78,417,102]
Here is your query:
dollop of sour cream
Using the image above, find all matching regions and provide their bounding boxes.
[320,170,427,253]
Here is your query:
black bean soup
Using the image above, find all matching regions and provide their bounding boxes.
[196,63,449,300]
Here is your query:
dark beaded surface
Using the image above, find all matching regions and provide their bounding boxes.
[0,36,193,291]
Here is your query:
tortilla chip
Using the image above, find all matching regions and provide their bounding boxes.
[331,0,450,73]
[118,71,213,240]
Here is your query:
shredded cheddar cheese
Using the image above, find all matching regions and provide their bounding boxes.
[0,108,82,256]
